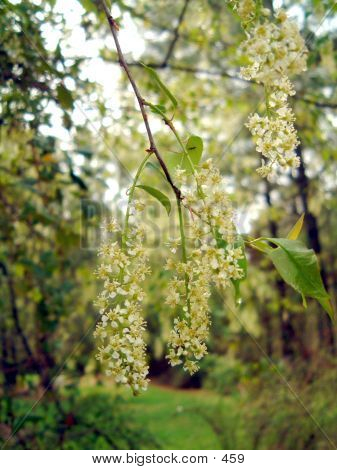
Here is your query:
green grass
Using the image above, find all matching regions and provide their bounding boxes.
[124,386,223,449]
[81,382,243,450]
[11,375,337,449]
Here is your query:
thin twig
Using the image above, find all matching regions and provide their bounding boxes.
[299,97,337,109]
[99,0,182,201]
[108,60,337,110]
[161,0,190,67]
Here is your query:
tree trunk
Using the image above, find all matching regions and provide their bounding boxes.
[295,145,334,351]
[264,181,296,359]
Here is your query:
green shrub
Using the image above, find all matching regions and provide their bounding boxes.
[0,390,158,450]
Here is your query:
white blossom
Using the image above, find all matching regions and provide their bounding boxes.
[165,159,244,374]
[94,213,150,394]
[238,8,307,178]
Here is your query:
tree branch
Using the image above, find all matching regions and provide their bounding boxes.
[0,262,34,360]
[110,59,248,83]
[298,97,337,109]
[123,61,337,110]
[161,0,190,67]
[110,2,337,111]
[98,0,182,201]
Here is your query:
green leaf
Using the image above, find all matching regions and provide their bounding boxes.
[166,135,203,174]
[145,162,159,171]
[56,84,74,110]
[265,238,334,320]
[141,63,178,108]
[249,239,272,253]
[186,135,203,166]
[79,0,98,12]
[166,152,186,173]
[287,213,305,240]
[147,103,167,116]
[318,297,335,319]
[136,184,171,215]
[145,162,167,181]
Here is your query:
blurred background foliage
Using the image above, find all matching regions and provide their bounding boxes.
[1,0,337,450]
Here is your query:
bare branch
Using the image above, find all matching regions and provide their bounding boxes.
[298,97,337,109]
[99,0,182,201]
[122,61,337,110]
[161,0,190,67]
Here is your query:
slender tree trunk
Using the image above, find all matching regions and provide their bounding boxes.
[264,181,296,358]
[295,145,334,351]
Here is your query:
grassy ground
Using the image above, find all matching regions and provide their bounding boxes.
[82,381,243,449]
[4,377,244,450]
[123,386,224,449]
[8,375,336,449]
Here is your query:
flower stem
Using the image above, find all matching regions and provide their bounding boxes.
[122,152,152,250]
[177,197,191,313]
[99,0,182,202]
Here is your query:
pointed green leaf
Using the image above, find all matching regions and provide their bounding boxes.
[147,103,167,117]
[265,238,334,320]
[145,161,167,182]
[318,297,334,319]
[249,238,273,253]
[287,213,305,240]
[145,162,158,172]
[136,184,171,215]
[145,161,162,175]
[166,152,186,173]
[186,135,203,167]
[166,135,203,174]
[141,63,178,108]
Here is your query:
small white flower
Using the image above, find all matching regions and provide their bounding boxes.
[236,8,307,177]
[94,217,150,393]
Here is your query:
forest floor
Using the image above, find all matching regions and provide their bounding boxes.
[122,385,226,449]
[82,380,243,449]
[8,375,336,449]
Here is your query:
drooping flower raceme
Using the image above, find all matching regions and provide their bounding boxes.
[238,8,308,178]
[240,11,307,85]
[165,256,212,375]
[94,209,150,394]
[165,159,245,374]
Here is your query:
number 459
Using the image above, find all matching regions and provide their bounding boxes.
[222,454,244,463]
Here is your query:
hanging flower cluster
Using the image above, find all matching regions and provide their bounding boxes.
[93,0,318,396]
[165,257,212,375]
[94,209,150,394]
[237,7,308,178]
[165,159,245,374]
[240,11,307,84]
[175,159,236,241]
